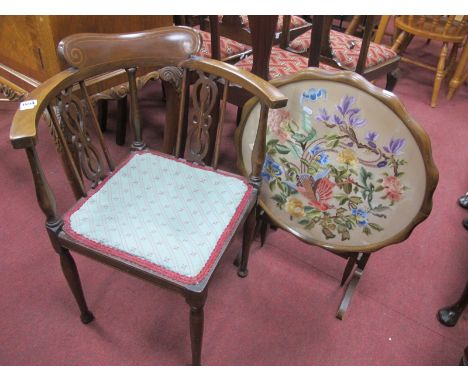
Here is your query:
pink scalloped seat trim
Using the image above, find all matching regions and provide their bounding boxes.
[62,150,254,285]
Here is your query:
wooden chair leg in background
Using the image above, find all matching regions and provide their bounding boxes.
[385,68,400,92]
[437,282,468,327]
[431,42,448,107]
[185,291,207,366]
[98,100,108,132]
[448,40,468,100]
[391,30,409,53]
[115,97,128,146]
[336,252,371,320]
[374,15,391,45]
[59,248,94,324]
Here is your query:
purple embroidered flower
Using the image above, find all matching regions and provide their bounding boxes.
[349,112,367,128]
[337,95,357,116]
[315,107,330,122]
[384,137,406,156]
[333,114,343,125]
[365,131,379,148]
[377,160,388,168]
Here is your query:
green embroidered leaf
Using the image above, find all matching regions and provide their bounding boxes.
[276,143,291,154]
[322,227,336,239]
[349,196,363,205]
[292,133,307,143]
[336,207,347,216]
[343,183,353,194]
[267,139,279,147]
[305,221,316,229]
[307,129,317,141]
[368,222,384,231]
[272,194,286,204]
[374,185,384,192]
[363,226,372,236]
[269,180,276,192]
[298,219,310,225]
[340,228,350,241]
[372,204,390,212]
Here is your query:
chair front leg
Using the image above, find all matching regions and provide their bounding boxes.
[59,248,94,324]
[186,291,207,366]
[238,205,257,278]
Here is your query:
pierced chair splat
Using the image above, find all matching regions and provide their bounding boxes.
[9,26,287,365]
[236,69,438,319]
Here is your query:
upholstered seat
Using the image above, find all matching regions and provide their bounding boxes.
[63,151,253,285]
[197,30,251,60]
[290,29,397,69]
[235,46,337,80]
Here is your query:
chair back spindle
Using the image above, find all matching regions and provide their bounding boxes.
[126,67,145,151]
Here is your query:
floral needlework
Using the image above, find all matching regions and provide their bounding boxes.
[262,89,409,241]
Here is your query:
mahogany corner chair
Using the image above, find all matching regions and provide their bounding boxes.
[9,26,287,365]
[236,68,438,319]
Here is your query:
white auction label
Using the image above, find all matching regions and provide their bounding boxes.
[19,100,37,110]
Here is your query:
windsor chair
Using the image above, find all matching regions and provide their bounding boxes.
[9,26,287,365]
[391,15,468,107]
[236,69,438,319]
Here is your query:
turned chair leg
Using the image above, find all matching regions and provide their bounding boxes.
[448,41,468,101]
[437,282,468,327]
[186,292,207,366]
[116,97,128,146]
[391,30,409,53]
[59,248,94,324]
[336,252,371,320]
[431,42,448,107]
[238,206,257,278]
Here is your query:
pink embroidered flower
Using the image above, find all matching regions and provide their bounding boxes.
[383,175,403,202]
[268,108,290,143]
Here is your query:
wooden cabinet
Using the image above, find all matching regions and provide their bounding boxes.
[0,16,174,100]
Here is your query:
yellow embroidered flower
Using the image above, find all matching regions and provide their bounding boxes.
[286,197,305,218]
[338,148,358,166]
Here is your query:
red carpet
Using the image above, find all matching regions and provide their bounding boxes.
[0,33,467,365]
